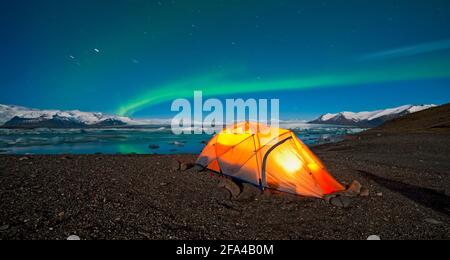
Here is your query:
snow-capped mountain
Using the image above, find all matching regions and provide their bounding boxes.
[309,104,436,127]
[0,104,135,128]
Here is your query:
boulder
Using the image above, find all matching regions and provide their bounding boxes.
[323,194,338,203]
[330,196,352,208]
[170,160,180,171]
[218,178,241,199]
[237,183,261,202]
[347,180,362,195]
[215,187,232,200]
[180,162,195,171]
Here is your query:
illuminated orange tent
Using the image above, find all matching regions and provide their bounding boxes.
[197,122,345,198]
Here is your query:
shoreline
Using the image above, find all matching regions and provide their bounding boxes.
[0,130,449,240]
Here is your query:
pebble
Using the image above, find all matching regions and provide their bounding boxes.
[425,218,443,225]
[67,235,81,240]
[0,225,9,231]
[367,235,381,240]
[360,187,370,197]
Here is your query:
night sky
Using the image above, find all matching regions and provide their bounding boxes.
[1,0,450,120]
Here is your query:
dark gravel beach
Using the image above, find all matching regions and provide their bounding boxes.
[0,105,449,240]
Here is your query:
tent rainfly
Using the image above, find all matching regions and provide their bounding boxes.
[197,122,345,198]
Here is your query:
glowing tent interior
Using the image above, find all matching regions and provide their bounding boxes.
[197,122,345,198]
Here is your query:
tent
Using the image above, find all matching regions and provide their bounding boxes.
[197,122,344,198]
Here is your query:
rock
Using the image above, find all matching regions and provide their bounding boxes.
[218,178,241,199]
[376,192,383,197]
[57,211,65,221]
[237,183,261,202]
[67,235,81,240]
[367,235,381,240]
[148,144,160,150]
[180,162,195,171]
[19,157,30,161]
[330,196,352,208]
[0,225,9,231]
[323,194,338,203]
[216,199,234,209]
[192,165,205,172]
[360,187,370,197]
[425,218,443,225]
[170,160,180,171]
[138,231,152,239]
[347,180,362,195]
[215,187,232,200]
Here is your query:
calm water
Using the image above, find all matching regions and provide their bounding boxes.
[0,124,365,155]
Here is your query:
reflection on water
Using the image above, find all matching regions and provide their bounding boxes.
[0,124,365,155]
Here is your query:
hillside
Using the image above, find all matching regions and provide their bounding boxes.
[370,103,450,133]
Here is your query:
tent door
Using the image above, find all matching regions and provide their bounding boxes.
[261,137,293,188]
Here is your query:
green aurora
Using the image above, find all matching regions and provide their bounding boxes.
[117,58,450,116]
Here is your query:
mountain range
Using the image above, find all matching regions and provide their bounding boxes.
[0,104,437,128]
[309,104,436,127]
[0,104,135,128]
